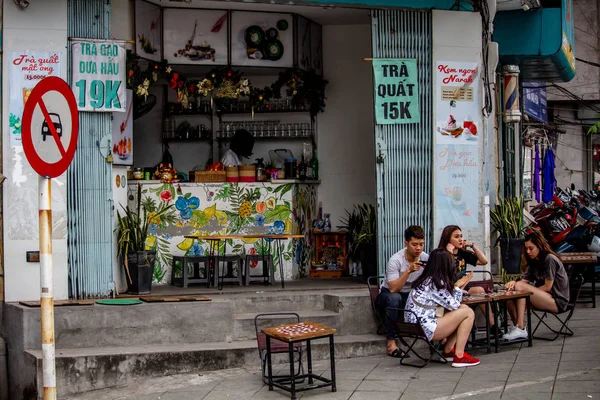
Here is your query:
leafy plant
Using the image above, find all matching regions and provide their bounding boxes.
[338,203,377,261]
[490,196,524,242]
[116,184,174,283]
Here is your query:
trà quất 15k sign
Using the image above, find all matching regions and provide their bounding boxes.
[372,58,419,125]
[71,39,126,112]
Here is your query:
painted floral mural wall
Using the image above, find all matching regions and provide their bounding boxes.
[127,182,317,284]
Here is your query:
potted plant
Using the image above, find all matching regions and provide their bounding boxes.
[116,184,173,294]
[339,203,377,280]
[490,196,524,274]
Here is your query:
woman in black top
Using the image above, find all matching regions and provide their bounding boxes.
[438,225,495,333]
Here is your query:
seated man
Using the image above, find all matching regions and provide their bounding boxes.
[375,225,428,357]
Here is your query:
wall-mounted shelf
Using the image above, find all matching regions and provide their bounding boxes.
[162,136,213,142]
[217,134,314,141]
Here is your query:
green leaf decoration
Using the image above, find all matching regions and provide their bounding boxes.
[265,186,274,192]
[279,184,293,199]
[273,185,285,193]
[184,192,192,199]
[190,210,209,228]
[264,204,292,224]
[214,184,231,201]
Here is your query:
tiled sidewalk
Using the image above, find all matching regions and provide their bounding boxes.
[66,304,600,400]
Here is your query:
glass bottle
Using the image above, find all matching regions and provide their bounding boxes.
[323,213,331,233]
[299,155,307,180]
[311,150,319,180]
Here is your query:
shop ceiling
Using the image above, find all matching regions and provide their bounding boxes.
[151,0,370,25]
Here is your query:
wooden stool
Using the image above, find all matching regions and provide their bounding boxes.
[245,254,274,286]
[171,256,210,288]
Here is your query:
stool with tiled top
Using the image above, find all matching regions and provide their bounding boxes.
[262,321,337,400]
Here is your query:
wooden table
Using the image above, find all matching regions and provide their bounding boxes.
[262,322,337,400]
[184,234,304,290]
[558,252,597,308]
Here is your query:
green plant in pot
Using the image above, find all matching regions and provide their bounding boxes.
[490,196,524,275]
[116,184,174,294]
[339,203,377,280]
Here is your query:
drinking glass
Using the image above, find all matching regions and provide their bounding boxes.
[301,122,309,137]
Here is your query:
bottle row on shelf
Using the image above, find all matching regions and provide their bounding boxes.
[220,120,313,138]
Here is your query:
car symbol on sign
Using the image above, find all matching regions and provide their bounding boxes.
[42,113,62,141]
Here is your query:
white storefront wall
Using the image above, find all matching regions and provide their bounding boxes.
[3,0,69,302]
[2,2,495,301]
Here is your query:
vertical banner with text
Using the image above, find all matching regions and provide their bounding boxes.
[9,52,62,147]
[434,61,480,229]
[373,59,419,124]
[71,39,126,112]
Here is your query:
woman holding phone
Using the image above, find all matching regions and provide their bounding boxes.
[405,248,480,367]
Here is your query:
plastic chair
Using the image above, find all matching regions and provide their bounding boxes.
[532,274,584,341]
[367,275,386,335]
[254,312,304,385]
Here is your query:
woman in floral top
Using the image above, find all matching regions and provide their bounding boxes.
[405,248,481,367]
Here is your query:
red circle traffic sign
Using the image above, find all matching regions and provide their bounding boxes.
[22,76,79,178]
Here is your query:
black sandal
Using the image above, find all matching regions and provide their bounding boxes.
[387,348,409,358]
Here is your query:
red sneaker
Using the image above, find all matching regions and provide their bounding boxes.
[442,348,455,362]
[452,352,480,368]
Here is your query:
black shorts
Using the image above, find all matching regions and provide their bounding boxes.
[554,296,569,313]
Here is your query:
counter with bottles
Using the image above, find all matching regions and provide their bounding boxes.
[127,180,318,285]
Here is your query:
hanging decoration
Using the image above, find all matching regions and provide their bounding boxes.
[126,51,328,118]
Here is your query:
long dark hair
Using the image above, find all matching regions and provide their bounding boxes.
[523,231,559,276]
[437,225,461,250]
[230,129,255,158]
[412,249,456,293]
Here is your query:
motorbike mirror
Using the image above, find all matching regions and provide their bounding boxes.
[571,183,576,191]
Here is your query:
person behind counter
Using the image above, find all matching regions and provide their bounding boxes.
[221,129,255,167]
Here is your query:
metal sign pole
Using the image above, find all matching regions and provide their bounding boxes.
[39,176,56,400]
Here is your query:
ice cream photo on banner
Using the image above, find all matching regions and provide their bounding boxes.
[436,114,478,144]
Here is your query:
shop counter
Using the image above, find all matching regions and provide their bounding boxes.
[126,180,318,285]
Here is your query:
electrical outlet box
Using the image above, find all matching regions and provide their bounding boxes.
[26,251,40,262]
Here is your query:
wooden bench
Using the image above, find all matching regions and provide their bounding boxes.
[558,252,597,308]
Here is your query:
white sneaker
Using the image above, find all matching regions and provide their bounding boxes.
[502,326,528,341]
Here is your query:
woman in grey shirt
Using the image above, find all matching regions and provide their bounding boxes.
[502,231,570,341]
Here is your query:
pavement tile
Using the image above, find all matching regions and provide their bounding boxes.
[516,345,563,355]
[333,379,363,392]
[515,352,561,363]
[555,368,600,381]
[553,380,600,393]
[507,369,556,382]
[356,379,410,392]
[159,391,210,400]
[510,362,557,373]
[350,391,402,400]
[560,345,596,353]
[503,382,554,393]
[404,380,457,395]
[500,392,553,400]
[462,368,511,381]
[365,366,418,381]
[558,361,599,373]
[297,390,354,399]
[551,394,600,400]
[204,391,257,400]
[453,380,506,395]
